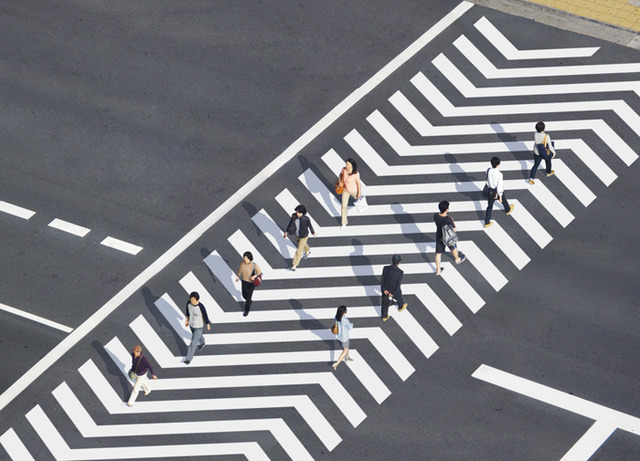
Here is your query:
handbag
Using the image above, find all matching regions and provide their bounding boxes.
[335,168,345,195]
[536,134,555,159]
[482,168,496,199]
[128,355,142,380]
[252,263,262,287]
[354,195,368,212]
[331,321,338,335]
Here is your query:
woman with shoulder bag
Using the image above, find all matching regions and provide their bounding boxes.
[332,305,353,370]
[337,158,362,230]
[236,251,262,317]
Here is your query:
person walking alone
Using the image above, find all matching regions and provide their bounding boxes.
[332,305,353,370]
[127,345,157,407]
[529,121,556,184]
[434,200,465,274]
[236,251,262,317]
[283,204,316,271]
[484,157,515,228]
[380,254,408,321]
[184,291,211,364]
[338,158,362,230]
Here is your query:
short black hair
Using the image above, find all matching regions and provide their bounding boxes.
[392,254,402,265]
[438,200,449,213]
[189,291,199,301]
[346,158,358,174]
[535,121,545,133]
[491,156,501,168]
[243,251,253,261]
[295,204,307,215]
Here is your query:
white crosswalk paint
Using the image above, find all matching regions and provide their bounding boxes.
[560,421,617,461]
[473,16,599,59]
[51,382,314,461]
[0,201,36,220]
[26,405,270,461]
[389,91,638,166]
[0,428,35,461]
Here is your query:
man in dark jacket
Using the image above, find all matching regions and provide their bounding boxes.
[380,254,408,321]
[283,204,316,271]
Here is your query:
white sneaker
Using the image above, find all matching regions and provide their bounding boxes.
[340,224,346,230]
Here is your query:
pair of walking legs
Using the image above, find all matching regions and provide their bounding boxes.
[241,280,255,315]
[128,372,151,406]
[333,341,352,370]
[529,153,553,181]
[341,190,356,226]
[291,236,310,268]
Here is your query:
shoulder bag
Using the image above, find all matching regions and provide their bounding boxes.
[331,321,339,335]
[128,355,142,380]
[252,262,263,287]
[335,168,345,195]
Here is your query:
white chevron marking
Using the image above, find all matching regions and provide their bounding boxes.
[79,359,343,450]
[473,17,599,59]
[560,420,617,461]
[105,336,366,427]
[0,428,35,461]
[389,91,637,166]
[52,382,313,461]
[26,405,270,460]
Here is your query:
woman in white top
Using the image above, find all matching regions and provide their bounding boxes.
[338,158,361,229]
[529,121,556,184]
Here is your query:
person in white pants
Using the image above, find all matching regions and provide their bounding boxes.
[128,345,157,407]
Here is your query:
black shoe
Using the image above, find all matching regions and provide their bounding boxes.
[243,311,249,317]
[197,344,205,351]
[184,360,191,365]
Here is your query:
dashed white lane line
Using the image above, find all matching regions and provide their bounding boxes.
[100,236,143,256]
[48,218,91,238]
[0,0,474,412]
[0,302,73,334]
[0,201,36,220]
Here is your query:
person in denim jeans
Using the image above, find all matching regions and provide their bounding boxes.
[184,291,211,364]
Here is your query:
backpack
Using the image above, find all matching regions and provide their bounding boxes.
[441,223,458,247]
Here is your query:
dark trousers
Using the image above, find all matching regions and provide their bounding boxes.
[485,192,511,225]
[241,280,255,313]
[529,153,552,179]
[381,291,404,319]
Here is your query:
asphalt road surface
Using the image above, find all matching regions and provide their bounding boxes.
[1,1,639,460]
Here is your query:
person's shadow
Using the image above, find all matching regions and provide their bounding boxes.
[91,340,130,399]
[391,202,431,264]
[141,286,187,356]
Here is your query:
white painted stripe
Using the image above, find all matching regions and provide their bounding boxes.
[472,364,640,435]
[79,359,342,450]
[48,218,91,237]
[560,420,617,461]
[412,71,640,142]
[473,17,599,59]
[455,33,638,77]
[0,302,73,333]
[438,264,485,313]
[0,0,474,414]
[0,428,35,461]
[52,382,314,461]
[404,284,462,335]
[508,199,552,249]
[100,236,143,255]
[130,314,391,405]
[389,91,637,166]
[251,209,298,259]
[483,221,530,270]
[460,242,508,291]
[105,335,367,427]
[0,201,36,220]
[26,405,270,460]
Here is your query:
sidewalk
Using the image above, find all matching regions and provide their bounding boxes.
[473,0,640,48]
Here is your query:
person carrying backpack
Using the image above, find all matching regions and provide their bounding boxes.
[434,200,465,275]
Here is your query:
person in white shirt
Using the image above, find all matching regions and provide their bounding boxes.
[484,156,515,228]
[529,121,556,184]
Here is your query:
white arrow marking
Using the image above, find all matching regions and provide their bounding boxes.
[389,90,637,166]
[0,428,35,461]
[26,404,270,460]
[52,381,314,461]
[106,335,367,427]
[473,16,599,59]
[79,359,343,450]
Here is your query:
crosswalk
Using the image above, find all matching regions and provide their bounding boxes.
[3,8,640,461]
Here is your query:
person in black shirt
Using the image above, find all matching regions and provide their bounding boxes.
[434,200,465,275]
[283,204,316,271]
[380,254,408,321]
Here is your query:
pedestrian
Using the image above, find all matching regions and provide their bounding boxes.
[235,251,262,317]
[332,305,353,370]
[127,345,157,407]
[283,204,316,271]
[184,291,211,364]
[434,200,466,275]
[337,158,362,229]
[380,254,408,321]
[484,157,515,228]
[529,121,556,184]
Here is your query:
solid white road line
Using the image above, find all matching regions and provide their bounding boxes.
[0,201,36,220]
[0,302,73,334]
[100,236,143,255]
[48,218,91,237]
[0,0,474,414]
[560,420,617,461]
[105,335,367,427]
[26,405,270,461]
[473,16,599,59]
[79,359,343,450]
[52,382,314,461]
[0,428,35,461]
[389,91,637,166]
